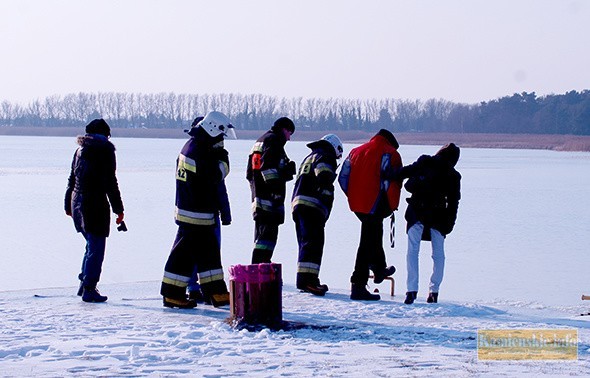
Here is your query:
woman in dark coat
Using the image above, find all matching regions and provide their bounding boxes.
[396,143,461,305]
[65,119,124,303]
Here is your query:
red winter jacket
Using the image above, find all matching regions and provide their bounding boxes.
[338,134,402,215]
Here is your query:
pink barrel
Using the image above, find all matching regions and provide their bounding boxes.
[229,263,282,329]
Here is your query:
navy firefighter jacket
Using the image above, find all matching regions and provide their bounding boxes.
[175,128,230,226]
[246,129,294,224]
[291,140,338,221]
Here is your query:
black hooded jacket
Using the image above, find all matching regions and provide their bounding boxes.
[65,134,124,237]
[399,143,461,238]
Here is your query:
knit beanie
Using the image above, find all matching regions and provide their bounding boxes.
[85,119,111,138]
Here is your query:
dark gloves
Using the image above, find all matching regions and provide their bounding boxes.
[283,160,297,181]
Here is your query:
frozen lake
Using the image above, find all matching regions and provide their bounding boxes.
[1,134,589,306]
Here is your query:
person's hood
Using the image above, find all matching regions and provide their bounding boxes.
[371,129,399,149]
[369,129,399,149]
[435,143,460,167]
[76,133,113,149]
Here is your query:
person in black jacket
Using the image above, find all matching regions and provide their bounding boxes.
[395,143,461,304]
[65,119,124,303]
[160,111,236,309]
[247,117,296,264]
[291,134,343,296]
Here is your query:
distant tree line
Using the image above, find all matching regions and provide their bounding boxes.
[1,90,589,135]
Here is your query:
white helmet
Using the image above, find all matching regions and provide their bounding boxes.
[198,111,237,139]
[321,134,343,159]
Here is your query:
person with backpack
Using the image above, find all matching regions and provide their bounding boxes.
[160,111,236,309]
[395,143,461,304]
[246,117,297,264]
[291,134,343,296]
[338,129,402,301]
[64,118,124,303]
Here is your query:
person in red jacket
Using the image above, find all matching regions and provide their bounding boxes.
[338,129,402,300]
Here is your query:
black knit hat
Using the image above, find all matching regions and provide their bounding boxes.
[271,117,295,133]
[85,118,111,137]
[376,129,399,149]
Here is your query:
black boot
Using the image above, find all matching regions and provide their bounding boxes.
[427,292,438,303]
[373,265,396,284]
[404,291,417,305]
[350,283,380,301]
[82,287,108,303]
[188,289,205,303]
[163,296,197,309]
[299,283,329,296]
[297,273,329,296]
[76,281,84,296]
[209,293,230,307]
[201,281,230,307]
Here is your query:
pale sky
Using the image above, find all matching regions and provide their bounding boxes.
[1,0,589,105]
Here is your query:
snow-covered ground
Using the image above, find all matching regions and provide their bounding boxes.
[1,135,590,376]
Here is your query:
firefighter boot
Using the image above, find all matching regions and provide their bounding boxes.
[163,296,197,309]
[82,287,108,303]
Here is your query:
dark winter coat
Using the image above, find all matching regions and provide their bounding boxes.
[65,134,124,237]
[291,140,338,220]
[175,128,230,226]
[246,129,295,224]
[399,143,461,239]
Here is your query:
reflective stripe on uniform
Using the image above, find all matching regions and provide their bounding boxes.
[178,154,196,173]
[252,197,284,213]
[291,195,328,217]
[219,161,229,179]
[250,141,264,154]
[162,271,191,288]
[254,239,276,251]
[314,162,333,176]
[261,168,279,182]
[297,262,321,275]
[175,207,216,225]
[198,268,224,284]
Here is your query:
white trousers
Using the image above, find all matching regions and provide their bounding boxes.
[406,222,445,293]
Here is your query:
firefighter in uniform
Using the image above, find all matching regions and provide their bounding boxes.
[247,117,296,264]
[291,134,343,296]
[160,111,236,309]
